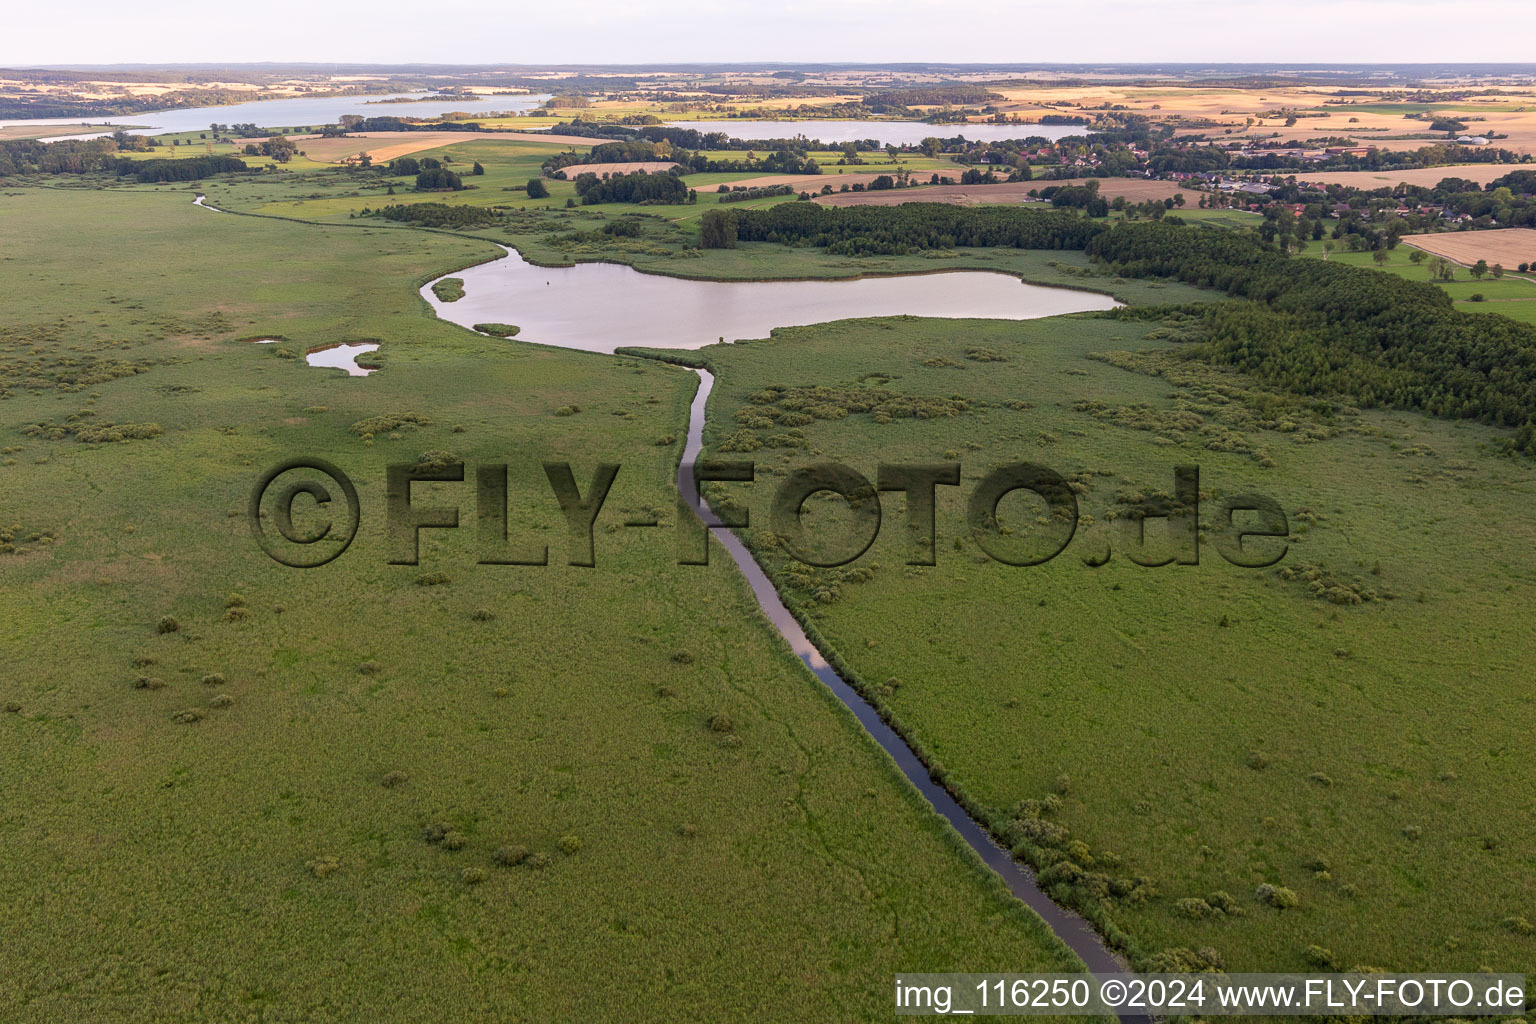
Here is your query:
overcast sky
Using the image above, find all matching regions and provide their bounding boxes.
[6,0,1536,67]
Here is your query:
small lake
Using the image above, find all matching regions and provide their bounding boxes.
[667,120,1088,147]
[306,342,380,376]
[422,247,1117,354]
[2,92,551,142]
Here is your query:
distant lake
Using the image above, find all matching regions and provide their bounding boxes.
[0,92,551,141]
[423,246,1117,354]
[666,120,1088,147]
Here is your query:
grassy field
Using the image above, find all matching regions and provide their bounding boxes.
[0,186,1103,1020]
[1299,244,1536,320]
[640,307,1536,974]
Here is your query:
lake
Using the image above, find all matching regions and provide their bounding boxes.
[666,120,1089,147]
[1,92,551,142]
[422,246,1118,354]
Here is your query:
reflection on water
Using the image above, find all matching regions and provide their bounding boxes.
[305,342,380,376]
[668,119,1085,146]
[423,247,1117,354]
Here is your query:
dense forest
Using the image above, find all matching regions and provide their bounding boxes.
[572,168,688,204]
[369,202,499,229]
[725,202,1102,255]
[121,155,249,183]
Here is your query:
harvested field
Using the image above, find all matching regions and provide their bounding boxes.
[1293,163,1530,190]
[554,161,680,177]
[814,178,1197,207]
[271,131,599,164]
[1401,228,1536,269]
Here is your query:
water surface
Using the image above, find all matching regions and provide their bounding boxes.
[2,92,550,141]
[305,342,380,376]
[423,247,1117,354]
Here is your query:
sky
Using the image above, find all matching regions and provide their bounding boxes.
[6,0,1536,67]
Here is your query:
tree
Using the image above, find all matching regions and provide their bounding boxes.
[1372,249,1390,266]
[1471,259,1489,280]
[526,177,549,199]
[920,136,942,158]
[1408,249,1426,264]
[471,162,485,175]
[700,208,737,249]
[1492,263,1505,279]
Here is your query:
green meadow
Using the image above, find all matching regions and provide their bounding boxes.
[1299,244,1536,321]
[0,187,1100,1020]
[642,302,1536,973]
[10,136,1536,1005]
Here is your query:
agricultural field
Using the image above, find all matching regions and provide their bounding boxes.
[1291,164,1536,190]
[643,306,1536,974]
[1401,227,1536,272]
[0,185,1102,1021]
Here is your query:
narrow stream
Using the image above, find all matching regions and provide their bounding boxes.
[679,369,1143,1010]
[193,190,1143,996]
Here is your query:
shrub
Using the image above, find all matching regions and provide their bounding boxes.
[358,661,382,675]
[1503,915,1534,935]
[462,867,487,885]
[1305,945,1339,969]
[526,852,551,870]
[416,571,451,586]
[380,771,408,788]
[307,856,340,879]
[670,650,694,665]
[442,831,468,851]
[421,823,452,844]
[472,323,520,337]
[526,178,549,199]
[1256,883,1300,909]
[223,606,250,622]
[553,405,578,417]
[171,709,204,724]
[133,675,165,690]
[707,713,734,733]
[557,834,582,856]
[201,673,226,686]
[1402,825,1423,840]
[471,608,494,621]
[1207,890,1241,915]
[157,616,179,634]
[1173,897,1215,920]
[493,845,529,866]
[208,693,234,709]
